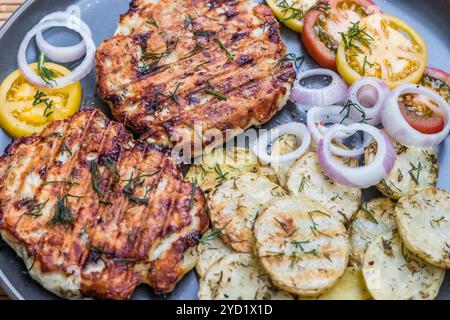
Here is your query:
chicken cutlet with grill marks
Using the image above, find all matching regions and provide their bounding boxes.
[0,108,208,299]
[96,0,295,151]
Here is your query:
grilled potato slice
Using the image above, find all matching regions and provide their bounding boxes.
[185,147,272,193]
[208,173,287,253]
[198,253,294,300]
[254,195,349,296]
[311,267,372,300]
[286,152,361,224]
[365,140,439,200]
[195,229,233,277]
[349,198,397,266]
[362,231,444,300]
[396,187,450,268]
[269,134,299,187]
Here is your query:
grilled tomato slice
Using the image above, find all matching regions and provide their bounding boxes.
[336,14,428,88]
[302,0,380,70]
[0,63,82,138]
[398,92,444,134]
[266,0,323,33]
[419,67,450,102]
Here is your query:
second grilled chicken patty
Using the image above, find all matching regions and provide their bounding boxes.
[0,109,208,299]
[96,0,295,151]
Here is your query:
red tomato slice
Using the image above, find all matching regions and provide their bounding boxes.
[420,67,450,102]
[399,93,445,134]
[302,0,380,70]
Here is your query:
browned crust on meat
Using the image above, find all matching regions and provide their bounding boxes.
[0,109,208,299]
[96,0,295,149]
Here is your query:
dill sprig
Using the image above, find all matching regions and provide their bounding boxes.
[205,82,227,100]
[90,160,103,198]
[339,21,374,54]
[38,53,56,87]
[122,171,159,205]
[25,199,49,217]
[408,162,423,185]
[362,55,374,75]
[215,39,235,61]
[359,203,378,224]
[103,157,120,178]
[169,83,182,105]
[340,100,372,124]
[298,176,308,192]
[214,164,229,180]
[198,228,222,245]
[49,194,81,226]
[189,179,198,209]
[44,180,79,186]
[32,90,54,117]
[146,16,159,28]
[276,0,330,22]
[283,53,304,69]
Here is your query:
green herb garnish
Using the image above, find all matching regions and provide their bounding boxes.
[38,53,56,87]
[25,199,49,217]
[198,228,222,245]
[214,164,229,180]
[408,162,423,185]
[215,39,234,61]
[49,194,81,225]
[359,203,378,224]
[32,90,54,117]
[122,171,159,205]
[189,179,197,209]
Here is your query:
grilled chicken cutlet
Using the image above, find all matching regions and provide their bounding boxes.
[0,109,208,299]
[96,0,295,151]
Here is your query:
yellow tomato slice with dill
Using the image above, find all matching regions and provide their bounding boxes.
[266,0,319,33]
[0,63,82,138]
[336,14,428,88]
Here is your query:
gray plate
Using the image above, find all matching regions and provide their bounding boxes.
[0,0,449,300]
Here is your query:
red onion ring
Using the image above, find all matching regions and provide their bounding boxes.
[382,84,450,147]
[307,106,373,157]
[290,68,348,110]
[252,122,311,164]
[347,77,390,125]
[36,11,92,63]
[317,124,396,188]
[18,20,96,89]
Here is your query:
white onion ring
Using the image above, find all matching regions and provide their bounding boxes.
[307,106,372,157]
[382,84,450,147]
[290,68,348,110]
[347,77,390,125]
[317,123,396,188]
[252,122,311,164]
[18,20,96,89]
[36,11,92,63]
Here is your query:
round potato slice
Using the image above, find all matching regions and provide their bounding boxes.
[365,140,439,200]
[349,198,397,266]
[208,173,287,252]
[363,231,444,300]
[312,267,372,300]
[269,134,299,187]
[195,229,234,277]
[286,152,361,224]
[396,187,450,268]
[198,253,293,300]
[254,195,349,296]
[185,147,273,193]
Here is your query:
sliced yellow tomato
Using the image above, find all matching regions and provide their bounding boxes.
[336,14,428,88]
[0,63,82,138]
[266,0,319,33]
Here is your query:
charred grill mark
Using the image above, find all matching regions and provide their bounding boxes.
[231,31,249,42]
[266,21,281,44]
[236,54,254,66]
